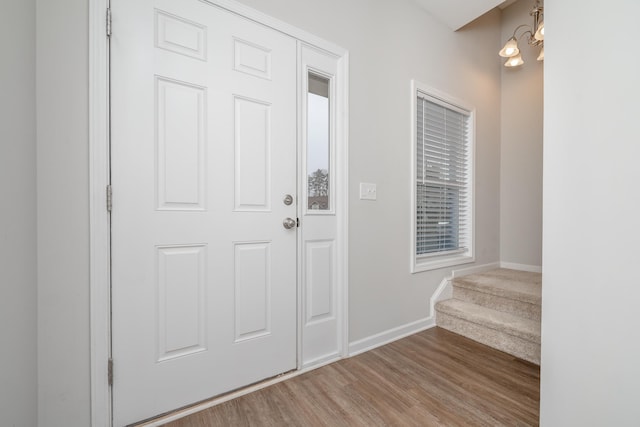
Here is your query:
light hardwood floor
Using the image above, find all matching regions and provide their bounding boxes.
[163,327,540,426]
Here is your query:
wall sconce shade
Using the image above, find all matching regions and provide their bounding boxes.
[499,37,520,58]
[505,53,524,68]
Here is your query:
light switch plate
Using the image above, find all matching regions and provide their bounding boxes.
[360,182,377,200]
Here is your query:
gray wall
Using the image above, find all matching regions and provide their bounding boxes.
[541,0,640,424]
[236,0,502,342]
[500,0,543,268]
[32,0,501,423]
[36,0,91,425]
[0,1,38,426]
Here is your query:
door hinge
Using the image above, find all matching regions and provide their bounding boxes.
[296,218,300,227]
[106,8,112,37]
[108,358,113,386]
[106,185,113,212]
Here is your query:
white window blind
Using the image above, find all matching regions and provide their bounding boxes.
[416,92,471,257]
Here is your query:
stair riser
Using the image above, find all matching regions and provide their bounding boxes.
[436,311,540,365]
[453,286,541,321]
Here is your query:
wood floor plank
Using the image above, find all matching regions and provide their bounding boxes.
[163,327,540,426]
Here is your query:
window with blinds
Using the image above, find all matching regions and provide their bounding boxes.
[412,83,474,272]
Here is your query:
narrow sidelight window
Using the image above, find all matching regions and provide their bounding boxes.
[307,73,330,211]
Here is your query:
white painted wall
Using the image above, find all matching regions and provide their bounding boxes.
[500,0,543,268]
[413,0,506,31]
[0,1,37,426]
[235,0,502,342]
[36,0,91,425]
[541,0,640,424]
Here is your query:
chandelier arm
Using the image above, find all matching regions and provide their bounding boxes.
[511,24,531,39]
[515,28,542,47]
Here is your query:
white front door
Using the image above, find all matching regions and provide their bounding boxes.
[110,0,297,424]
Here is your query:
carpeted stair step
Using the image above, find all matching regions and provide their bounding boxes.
[435,299,540,364]
[452,269,541,321]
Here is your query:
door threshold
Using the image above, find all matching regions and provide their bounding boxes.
[134,356,342,426]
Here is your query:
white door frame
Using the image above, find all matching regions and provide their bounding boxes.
[89,1,349,425]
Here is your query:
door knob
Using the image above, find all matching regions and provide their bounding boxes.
[283,217,296,230]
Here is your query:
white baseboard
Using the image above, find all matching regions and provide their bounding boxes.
[500,262,542,273]
[429,276,452,317]
[347,263,500,360]
[301,352,341,370]
[429,262,501,317]
[451,262,500,278]
[348,317,435,357]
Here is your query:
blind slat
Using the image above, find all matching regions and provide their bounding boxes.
[416,95,471,256]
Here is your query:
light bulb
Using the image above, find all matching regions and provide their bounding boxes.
[504,53,524,67]
[534,21,544,41]
[499,37,520,58]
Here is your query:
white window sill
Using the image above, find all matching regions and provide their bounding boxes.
[411,253,474,273]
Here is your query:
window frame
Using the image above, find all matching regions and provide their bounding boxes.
[410,80,475,273]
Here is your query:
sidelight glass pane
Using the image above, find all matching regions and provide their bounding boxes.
[307,73,330,211]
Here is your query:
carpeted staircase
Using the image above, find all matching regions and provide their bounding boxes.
[435,269,541,365]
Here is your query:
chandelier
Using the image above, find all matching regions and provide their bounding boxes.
[499,0,544,67]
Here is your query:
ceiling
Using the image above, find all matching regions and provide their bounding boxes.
[413,0,518,31]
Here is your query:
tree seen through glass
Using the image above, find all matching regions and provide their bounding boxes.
[307,74,330,210]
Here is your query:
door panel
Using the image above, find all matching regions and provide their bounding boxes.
[300,45,341,366]
[111,1,297,424]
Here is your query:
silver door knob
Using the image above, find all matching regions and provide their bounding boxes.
[283,218,296,229]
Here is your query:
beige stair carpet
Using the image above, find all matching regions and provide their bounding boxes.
[436,268,541,365]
